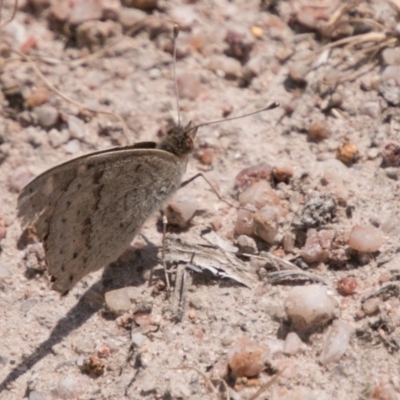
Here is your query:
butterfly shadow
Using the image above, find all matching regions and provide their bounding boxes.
[0,240,161,395]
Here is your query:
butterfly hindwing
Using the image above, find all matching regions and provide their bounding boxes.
[17,148,185,294]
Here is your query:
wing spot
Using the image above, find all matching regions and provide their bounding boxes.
[61,265,65,271]
[73,252,78,259]
[69,274,74,282]
[93,170,103,184]
[29,188,33,193]
[61,218,66,223]
[66,201,71,209]
[119,222,124,228]
[135,164,142,173]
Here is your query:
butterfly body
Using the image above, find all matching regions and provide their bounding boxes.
[17,123,197,294]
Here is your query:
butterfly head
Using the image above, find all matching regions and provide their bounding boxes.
[157,121,198,158]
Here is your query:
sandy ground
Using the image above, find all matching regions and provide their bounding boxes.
[1,0,400,399]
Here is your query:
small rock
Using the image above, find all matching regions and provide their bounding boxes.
[169,5,197,30]
[382,142,400,167]
[64,139,81,155]
[76,20,121,50]
[381,66,400,85]
[197,148,214,165]
[68,0,103,25]
[348,225,383,252]
[237,235,257,254]
[336,142,358,165]
[239,180,280,209]
[224,29,253,62]
[34,105,59,128]
[80,355,105,376]
[319,319,354,365]
[308,121,330,141]
[336,277,357,296]
[67,115,87,139]
[26,87,49,108]
[206,54,242,80]
[235,209,254,236]
[285,285,338,332]
[48,128,70,148]
[362,297,380,316]
[52,375,89,400]
[282,231,295,253]
[234,162,272,192]
[227,337,269,378]
[370,382,399,400]
[8,165,34,193]
[29,391,49,400]
[210,356,229,380]
[131,332,146,347]
[272,165,293,183]
[253,206,280,244]
[379,78,400,106]
[358,101,381,119]
[382,47,400,65]
[165,193,197,228]
[105,288,131,314]
[176,72,202,100]
[283,332,303,355]
[119,7,147,29]
[301,229,333,264]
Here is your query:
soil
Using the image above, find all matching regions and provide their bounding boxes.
[1,0,400,399]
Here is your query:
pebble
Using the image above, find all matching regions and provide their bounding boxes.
[176,72,202,100]
[282,231,295,253]
[168,5,197,29]
[64,139,81,155]
[381,65,400,85]
[227,336,269,378]
[358,101,381,119]
[131,331,146,347]
[26,87,49,108]
[284,285,338,332]
[319,319,354,365]
[48,128,70,148]
[68,115,87,139]
[234,162,272,192]
[8,165,34,193]
[381,47,400,65]
[235,209,254,236]
[370,382,399,400]
[68,0,103,25]
[105,288,131,314]
[52,375,89,400]
[301,229,333,264]
[272,165,293,183]
[205,55,242,80]
[379,79,400,106]
[76,20,121,50]
[283,332,303,355]
[336,277,357,296]
[253,206,280,244]
[29,391,49,400]
[239,180,280,209]
[33,105,59,128]
[348,224,383,252]
[165,193,197,228]
[336,142,358,165]
[236,235,257,254]
[362,297,380,316]
[382,142,400,166]
[119,7,146,29]
[197,148,214,165]
[308,121,330,141]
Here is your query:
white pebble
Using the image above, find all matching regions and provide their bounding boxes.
[284,285,338,332]
[348,224,383,252]
[105,288,131,314]
[283,332,303,355]
[319,319,354,365]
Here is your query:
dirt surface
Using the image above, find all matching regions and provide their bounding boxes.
[1,0,400,399]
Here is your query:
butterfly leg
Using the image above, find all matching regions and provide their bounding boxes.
[180,173,239,209]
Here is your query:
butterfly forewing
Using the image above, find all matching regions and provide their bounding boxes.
[17,148,186,294]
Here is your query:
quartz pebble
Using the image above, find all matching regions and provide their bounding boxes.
[206,55,242,79]
[165,193,197,228]
[34,105,59,128]
[336,277,357,296]
[64,139,81,155]
[319,319,354,365]
[348,225,383,252]
[237,235,257,254]
[227,337,269,378]
[8,165,34,193]
[105,288,131,314]
[301,229,333,264]
[284,285,338,332]
[52,375,89,400]
[239,180,280,209]
[68,115,87,139]
[253,206,280,244]
[283,332,303,355]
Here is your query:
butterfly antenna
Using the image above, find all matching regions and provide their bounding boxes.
[172,25,181,127]
[193,101,280,131]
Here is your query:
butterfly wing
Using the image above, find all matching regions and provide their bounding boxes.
[17,147,185,294]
